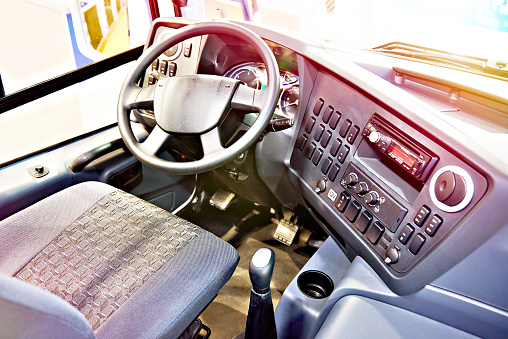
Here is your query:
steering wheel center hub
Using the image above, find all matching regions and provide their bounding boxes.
[154,75,240,134]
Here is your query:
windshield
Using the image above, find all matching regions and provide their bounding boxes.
[172,0,507,62]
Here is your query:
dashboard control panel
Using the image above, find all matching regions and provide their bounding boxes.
[290,71,488,274]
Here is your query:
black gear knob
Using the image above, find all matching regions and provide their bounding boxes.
[249,248,275,294]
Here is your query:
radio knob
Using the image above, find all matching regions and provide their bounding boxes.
[354,182,369,196]
[365,191,380,206]
[368,131,381,143]
[345,173,358,187]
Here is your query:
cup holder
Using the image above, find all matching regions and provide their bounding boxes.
[297,270,334,299]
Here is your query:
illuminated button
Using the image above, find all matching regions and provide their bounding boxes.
[339,119,352,138]
[366,221,384,245]
[425,215,443,237]
[330,139,342,157]
[321,130,332,148]
[148,75,156,85]
[184,42,192,57]
[414,205,431,227]
[296,135,307,151]
[355,211,373,233]
[305,117,316,133]
[328,164,340,182]
[345,200,362,222]
[168,62,177,76]
[322,106,333,124]
[398,224,414,245]
[151,59,159,71]
[304,142,316,159]
[337,145,349,163]
[160,60,168,75]
[314,124,325,141]
[347,125,360,144]
[321,157,333,174]
[409,233,426,255]
[329,111,341,130]
[337,191,351,212]
[313,98,324,115]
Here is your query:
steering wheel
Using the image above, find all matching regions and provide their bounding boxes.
[117,22,280,175]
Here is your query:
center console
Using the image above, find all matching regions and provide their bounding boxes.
[290,71,487,276]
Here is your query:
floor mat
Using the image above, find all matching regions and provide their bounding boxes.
[179,199,312,338]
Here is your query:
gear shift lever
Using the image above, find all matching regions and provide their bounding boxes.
[245,248,277,339]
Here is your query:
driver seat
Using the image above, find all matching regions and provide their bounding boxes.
[0,181,239,338]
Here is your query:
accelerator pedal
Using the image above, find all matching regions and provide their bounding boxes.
[273,218,299,246]
[209,188,236,211]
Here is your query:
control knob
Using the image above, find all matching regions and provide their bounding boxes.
[368,131,381,143]
[384,247,400,264]
[354,182,369,196]
[365,191,380,206]
[315,178,327,193]
[345,173,358,187]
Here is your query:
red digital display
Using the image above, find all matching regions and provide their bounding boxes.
[386,139,424,175]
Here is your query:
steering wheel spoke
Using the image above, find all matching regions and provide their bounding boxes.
[124,85,155,111]
[200,127,225,158]
[140,125,171,156]
[231,84,264,113]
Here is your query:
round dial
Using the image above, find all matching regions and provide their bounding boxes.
[280,87,300,117]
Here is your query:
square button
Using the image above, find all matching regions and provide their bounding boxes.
[337,191,351,212]
[314,124,325,141]
[409,233,426,255]
[330,139,342,157]
[425,215,443,237]
[339,119,352,138]
[329,111,341,129]
[304,142,316,159]
[345,200,362,222]
[322,106,333,124]
[414,205,431,227]
[337,145,350,163]
[398,224,414,245]
[313,98,324,115]
[355,211,372,233]
[321,157,333,174]
[312,149,323,166]
[320,131,332,148]
[296,135,307,151]
[328,164,340,182]
[305,117,316,134]
[346,125,360,144]
[366,221,384,245]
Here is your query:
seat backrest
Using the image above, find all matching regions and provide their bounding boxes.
[0,274,94,339]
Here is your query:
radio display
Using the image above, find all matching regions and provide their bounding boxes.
[386,139,424,176]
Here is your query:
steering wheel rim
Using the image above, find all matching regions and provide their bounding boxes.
[118,21,280,175]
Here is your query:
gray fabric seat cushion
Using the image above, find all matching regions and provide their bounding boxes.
[0,181,239,338]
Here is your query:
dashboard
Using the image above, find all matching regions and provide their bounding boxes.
[138,19,508,306]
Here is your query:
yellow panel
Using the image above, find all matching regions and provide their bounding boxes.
[84,5,103,49]
[98,6,129,56]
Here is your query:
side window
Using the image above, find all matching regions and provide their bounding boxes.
[0,0,151,96]
[0,0,153,165]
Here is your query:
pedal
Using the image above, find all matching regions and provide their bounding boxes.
[273,218,299,246]
[209,188,236,211]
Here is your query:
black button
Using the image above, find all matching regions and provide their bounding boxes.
[366,221,384,245]
[345,200,362,222]
[339,119,352,138]
[414,205,431,227]
[337,145,350,163]
[148,75,156,85]
[305,117,316,133]
[304,142,316,159]
[330,139,342,156]
[425,215,443,237]
[409,233,426,255]
[314,124,325,141]
[328,164,340,181]
[398,224,414,245]
[312,149,323,166]
[355,211,373,233]
[321,157,333,174]
[160,60,168,75]
[321,130,332,148]
[296,135,307,151]
[322,106,333,124]
[329,111,341,129]
[151,59,159,71]
[337,191,351,212]
[168,62,177,76]
[346,125,360,144]
[313,98,324,115]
